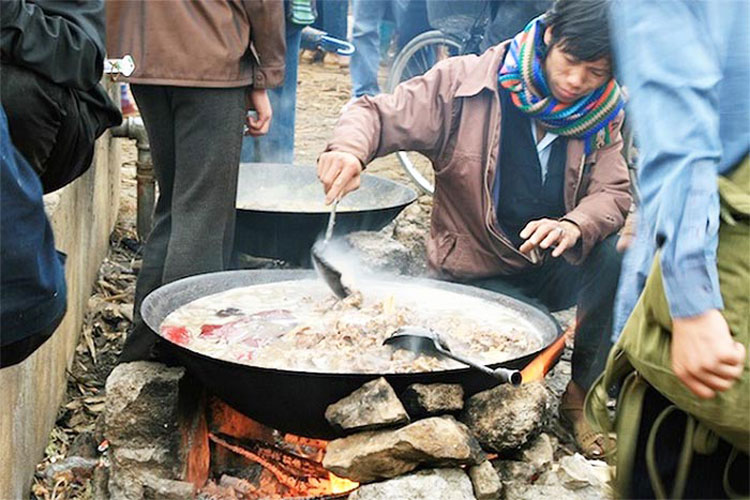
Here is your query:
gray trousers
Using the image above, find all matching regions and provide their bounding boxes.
[120,85,246,362]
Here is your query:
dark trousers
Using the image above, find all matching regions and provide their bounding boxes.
[629,385,749,499]
[119,85,246,363]
[0,63,95,193]
[313,0,349,40]
[468,234,621,390]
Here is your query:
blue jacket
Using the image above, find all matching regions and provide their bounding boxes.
[0,106,66,351]
[610,0,750,337]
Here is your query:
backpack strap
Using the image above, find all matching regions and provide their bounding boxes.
[612,371,649,496]
[645,405,696,499]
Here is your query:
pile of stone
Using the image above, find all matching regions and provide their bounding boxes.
[321,377,565,500]
[99,361,613,500]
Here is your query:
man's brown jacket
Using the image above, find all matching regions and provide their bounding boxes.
[325,43,632,279]
[107,0,285,89]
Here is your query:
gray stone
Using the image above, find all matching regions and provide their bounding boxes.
[492,460,537,484]
[105,362,186,449]
[557,454,610,491]
[345,231,421,275]
[325,377,410,432]
[520,433,555,471]
[348,468,477,500]
[401,383,464,417]
[468,461,502,500]
[142,476,196,500]
[501,455,612,500]
[460,382,550,453]
[104,362,209,499]
[502,482,604,500]
[91,463,110,499]
[44,456,98,480]
[323,416,485,483]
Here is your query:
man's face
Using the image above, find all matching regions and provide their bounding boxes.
[542,27,611,103]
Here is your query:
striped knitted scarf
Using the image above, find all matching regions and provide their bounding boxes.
[498,16,624,154]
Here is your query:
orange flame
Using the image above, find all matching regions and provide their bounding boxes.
[521,322,575,383]
[328,473,359,494]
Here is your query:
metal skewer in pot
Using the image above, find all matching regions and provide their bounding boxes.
[385,326,523,386]
[311,197,352,299]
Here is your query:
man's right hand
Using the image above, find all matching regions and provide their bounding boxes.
[671,309,746,399]
[245,88,272,136]
[317,151,363,204]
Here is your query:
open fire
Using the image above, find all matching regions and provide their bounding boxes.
[520,322,575,383]
[201,398,358,499]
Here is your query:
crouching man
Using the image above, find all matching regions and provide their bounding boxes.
[317,0,630,458]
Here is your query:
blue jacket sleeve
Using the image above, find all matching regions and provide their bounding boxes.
[610,0,724,318]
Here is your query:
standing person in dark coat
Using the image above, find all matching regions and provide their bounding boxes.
[107,1,286,362]
[0,0,121,193]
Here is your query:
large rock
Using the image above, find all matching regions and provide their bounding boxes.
[104,362,208,499]
[556,454,610,491]
[499,454,612,500]
[520,433,556,471]
[348,468,477,500]
[401,383,464,418]
[460,382,550,453]
[323,416,485,483]
[468,461,502,500]
[325,377,410,432]
[492,460,537,484]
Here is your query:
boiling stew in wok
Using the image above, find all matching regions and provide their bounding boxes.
[159,280,541,373]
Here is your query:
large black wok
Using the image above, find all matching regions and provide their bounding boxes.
[142,270,561,438]
[234,163,418,265]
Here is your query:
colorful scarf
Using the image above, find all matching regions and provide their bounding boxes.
[498,16,624,154]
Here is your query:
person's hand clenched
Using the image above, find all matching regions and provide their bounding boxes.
[245,88,272,136]
[317,151,363,204]
[671,309,746,399]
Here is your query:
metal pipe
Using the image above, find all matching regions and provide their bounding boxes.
[110,116,154,240]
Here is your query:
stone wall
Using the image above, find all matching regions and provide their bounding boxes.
[0,132,122,498]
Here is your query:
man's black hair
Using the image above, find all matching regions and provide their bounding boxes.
[544,0,612,62]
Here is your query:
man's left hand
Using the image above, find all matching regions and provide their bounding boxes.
[519,218,581,257]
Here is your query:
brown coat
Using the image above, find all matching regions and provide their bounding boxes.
[106,0,285,89]
[325,43,632,279]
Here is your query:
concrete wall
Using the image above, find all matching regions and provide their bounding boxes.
[0,132,122,498]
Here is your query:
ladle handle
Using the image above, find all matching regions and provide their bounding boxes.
[324,197,340,242]
[438,347,522,386]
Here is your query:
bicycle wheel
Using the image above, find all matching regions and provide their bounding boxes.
[387,30,462,195]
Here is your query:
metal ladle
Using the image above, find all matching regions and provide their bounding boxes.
[384,326,523,386]
[311,197,351,299]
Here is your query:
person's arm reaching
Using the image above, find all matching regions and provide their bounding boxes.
[319,56,462,202]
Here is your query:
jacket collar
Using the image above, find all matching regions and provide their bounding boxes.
[455,41,511,98]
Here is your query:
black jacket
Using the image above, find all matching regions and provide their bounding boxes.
[1,0,120,137]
